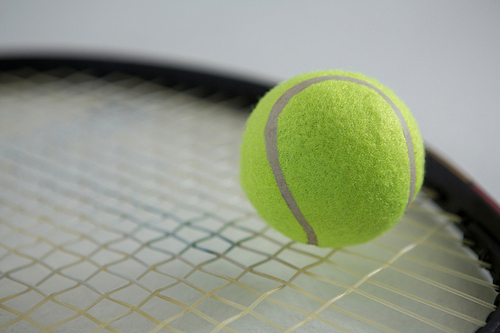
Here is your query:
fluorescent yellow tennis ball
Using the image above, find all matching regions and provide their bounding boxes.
[240,70,425,247]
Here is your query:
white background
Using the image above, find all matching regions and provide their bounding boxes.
[1,0,499,202]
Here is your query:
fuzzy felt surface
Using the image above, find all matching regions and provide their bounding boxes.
[240,70,425,247]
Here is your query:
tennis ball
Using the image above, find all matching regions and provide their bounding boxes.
[240,70,425,247]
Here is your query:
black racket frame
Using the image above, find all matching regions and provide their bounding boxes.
[1,55,499,333]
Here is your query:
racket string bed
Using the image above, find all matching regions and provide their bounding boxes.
[0,67,497,333]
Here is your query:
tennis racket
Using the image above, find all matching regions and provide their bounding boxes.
[0,56,499,333]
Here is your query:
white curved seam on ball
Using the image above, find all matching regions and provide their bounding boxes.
[265,75,416,246]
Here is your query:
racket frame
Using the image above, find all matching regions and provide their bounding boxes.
[1,55,499,333]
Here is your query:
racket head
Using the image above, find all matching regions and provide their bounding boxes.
[0,56,499,333]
